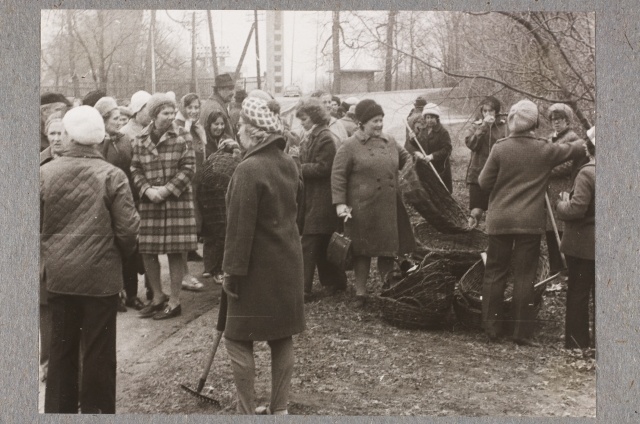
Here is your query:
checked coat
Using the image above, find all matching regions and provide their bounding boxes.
[131,122,198,254]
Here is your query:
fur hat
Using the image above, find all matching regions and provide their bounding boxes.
[93,97,119,118]
[414,96,427,109]
[241,97,282,133]
[214,73,235,89]
[82,90,107,107]
[547,103,574,123]
[507,100,539,134]
[587,126,595,145]
[62,105,105,145]
[130,91,152,115]
[422,103,441,118]
[41,92,71,107]
[355,99,384,125]
[146,93,177,118]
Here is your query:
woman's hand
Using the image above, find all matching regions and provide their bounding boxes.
[336,204,352,222]
[145,188,163,203]
[559,191,570,202]
[223,274,239,300]
[415,152,433,163]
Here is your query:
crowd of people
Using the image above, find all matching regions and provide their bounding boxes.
[39,73,595,414]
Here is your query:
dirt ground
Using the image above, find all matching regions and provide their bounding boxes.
[40,118,596,417]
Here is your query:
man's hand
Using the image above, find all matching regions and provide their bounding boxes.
[415,152,433,163]
[223,274,239,300]
[336,204,353,222]
[468,208,484,229]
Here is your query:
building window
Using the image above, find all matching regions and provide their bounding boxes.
[275,66,281,72]
[275,55,282,62]
[275,76,282,83]
[274,34,281,41]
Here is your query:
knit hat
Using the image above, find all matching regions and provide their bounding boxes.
[422,103,441,118]
[82,90,107,107]
[146,93,177,118]
[344,97,359,107]
[355,99,384,125]
[93,96,119,118]
[507,100,539,134]
[119,106,133,118]
[130,90,152,115]
[41,92,71,107]
[167,91,177,103]
[214,73,235,88]
[414,96,427,108]
[547,103,574,123]
[586,126,595,145]
[241,97,282,133]
[62,105,105,145]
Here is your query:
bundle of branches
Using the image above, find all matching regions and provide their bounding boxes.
[414,221,488,278]
[379,258,456,329]
[454,255,550,329]
[400,159,469,233]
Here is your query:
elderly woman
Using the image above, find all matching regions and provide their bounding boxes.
[406,102,453,193]
[131,93,198,320]
[557,126,595,349]
[546,103,587,276]
[40,112,66,165]
[94,96,145,311]
[296,98,347,300]
[332,99,416,308]
[222,96,304,415]
[464,96,507,227]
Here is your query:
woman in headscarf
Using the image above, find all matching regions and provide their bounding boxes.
[405,103,453,193]
[546,103,587,277]
[174,93,208,291]
[557,126,595,349]
[40,112,66,165]
[131,93,198,320]
[222,96,304,415]
[94,96,145,311]
[464,96,507,227]
[332,99,416,308]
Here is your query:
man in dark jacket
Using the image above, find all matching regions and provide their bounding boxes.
[478,99,585,346]
[200,73,237,141]
[41,106,140,413]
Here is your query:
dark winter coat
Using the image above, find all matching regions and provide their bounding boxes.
[464,118,507,184]
[100,131,137,202]
[332,130,416,257]
[299,125,342,235]
[197,148,241,230]
[478,133,585,235]
[405,122,453,192]
[546,128,587,232]
[40,143,140,297]
[130,122,198,254]
[557,162,595,260]
[222,134,305,341]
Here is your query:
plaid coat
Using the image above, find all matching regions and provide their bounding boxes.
[131,122,198,254]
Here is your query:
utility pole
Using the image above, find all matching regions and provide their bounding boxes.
[331,10,341,94]
[254,10,261,89]
[384,10,397,92]
[191,11,198,92]
[150,10,156,92]
[206,10,219,78]
[66,10,79,98]
[235,23,255,81]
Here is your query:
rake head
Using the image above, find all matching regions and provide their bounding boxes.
[180,384,221,407]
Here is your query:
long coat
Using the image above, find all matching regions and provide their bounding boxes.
[100,131,137,202]
[557,162,595,260]
[405,122,453,193]
[40,143,140,297]
[331,130,416,257]
[299,124,341,235]
[464,118,507,184]
[547,128,586,232]
[222,134,305,341]
[130,122,198,254]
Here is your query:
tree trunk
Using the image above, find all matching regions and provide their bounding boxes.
[409,12,415,90]
[191,11,198,93]
[384,10,397,91]
[97,10,107,92]
[332,11,341,94]
[207,10,219,78]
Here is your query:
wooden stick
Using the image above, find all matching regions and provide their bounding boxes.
[545,192,568,270]
[403,119,449,191]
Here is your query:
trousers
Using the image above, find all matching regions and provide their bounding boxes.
[302,233,347,293]
[203,223,226,275]
[565,255,596,349]
[45,293,118,414]
[225,336,294,415]
[482,234,541,340]
[40,304,52,370]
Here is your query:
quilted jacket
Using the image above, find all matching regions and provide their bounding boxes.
[40,143,140,296]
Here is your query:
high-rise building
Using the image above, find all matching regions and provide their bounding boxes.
[266,11,284,95]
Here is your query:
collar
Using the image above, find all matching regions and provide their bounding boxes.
[353,129,390,144]
[242,133,286,160]
[552,128,571,139]
[138,122,180,153]
[310,124,328,137]
[63,142,105,159]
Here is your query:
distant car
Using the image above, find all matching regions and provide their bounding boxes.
[283,85,302,97]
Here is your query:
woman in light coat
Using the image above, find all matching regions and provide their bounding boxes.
[332,99,416,308]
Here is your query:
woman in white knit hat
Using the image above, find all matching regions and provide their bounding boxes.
[120,90,152,141]
[557,126,595,349]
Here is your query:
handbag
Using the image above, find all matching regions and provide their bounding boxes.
[327,232,353,271]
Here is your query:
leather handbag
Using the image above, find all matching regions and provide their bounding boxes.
[327,232,353,271]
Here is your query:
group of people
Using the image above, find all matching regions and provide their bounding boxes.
[39,72,595,414]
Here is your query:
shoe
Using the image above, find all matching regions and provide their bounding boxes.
[182,276,204,292]
[513,338,540,347]
[353,295,367,309]
[212,273,224,285]
[118,298,128,313]
[125,296,145,311]
[187,251,203,262]
[138,298,168,318]
[255,405,271,415]
[304,292,315,303]
[153,303,182,320]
